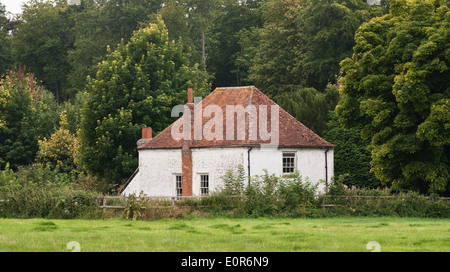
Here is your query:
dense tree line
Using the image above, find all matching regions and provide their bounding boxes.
[0,2,11,76]
[0,0,448,195]
[2,0,387,100]
[337,0,450,194]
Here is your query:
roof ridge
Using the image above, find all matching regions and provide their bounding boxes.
[214,85,256,90]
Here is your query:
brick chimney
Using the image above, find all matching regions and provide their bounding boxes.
[188,87,193,104]
[142,127,152,139]
[182,88,194,197]
[137,127,152,149]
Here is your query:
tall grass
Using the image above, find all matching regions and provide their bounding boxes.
[0,184,100,219]
[0,163,101,219]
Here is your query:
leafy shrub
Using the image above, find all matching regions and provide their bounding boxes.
[51,188,99,219]
[0,163,17,188]
[0,183,99,219]
[324,112,380,189]
[240,172,279,217]
[205,168,319,218]
[37,110,80,174]
[124,193,150,220]
[221,165,246,196]
[212,168,450,219]
[319,189,450,218]
[200,165,246,215]
[277,172,318,216]
[0,162,100,219]
[15,163,72,186]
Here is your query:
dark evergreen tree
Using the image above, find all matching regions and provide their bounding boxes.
[325,112,380,189]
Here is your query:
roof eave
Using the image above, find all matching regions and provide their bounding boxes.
[138,143,335,151]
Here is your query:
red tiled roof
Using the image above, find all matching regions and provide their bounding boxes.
[138,86,334,150]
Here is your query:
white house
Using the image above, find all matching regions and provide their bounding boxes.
[121,86,334,197]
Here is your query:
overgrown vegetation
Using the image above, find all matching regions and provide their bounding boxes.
[198,166,450,219]
[0,164,448,220]
[120,166,450,220]
[0,163,101,219]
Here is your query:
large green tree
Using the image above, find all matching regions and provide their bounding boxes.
[67,0,164,96]
[233,27,262,86]
[337,0,449,194]
[250,0,385,96]
[0,1,11,76]
[324,111,380,189]
[207,0,263,88]
[155,0,263,87]
[275,85,340,136]
[79,19,210,184]
[186,0,219,65]
[11,0,75,102]
[153,0,194,51]
[300,0,385,91]
[250,0,306,96]
[149,0,205,67]
[0,67,59,170]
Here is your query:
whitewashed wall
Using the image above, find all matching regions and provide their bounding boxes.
[122,171,141,196]
[191,147,246,196]
[249,147,333,194]
[123,149,182,196]
[123,146,333,196]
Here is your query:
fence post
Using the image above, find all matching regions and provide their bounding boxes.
[103,197,107,213]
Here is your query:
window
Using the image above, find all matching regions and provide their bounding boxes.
[175,175,182,197]
[200,174,209,196]
[283,152,296,174]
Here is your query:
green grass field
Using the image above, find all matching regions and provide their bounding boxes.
[0,217,448,252]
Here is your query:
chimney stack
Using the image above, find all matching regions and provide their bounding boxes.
[188,88,193,104]
[185,88,195,124]
[142,127,152,139]
[137,127,152,149]
[182,88,194,196]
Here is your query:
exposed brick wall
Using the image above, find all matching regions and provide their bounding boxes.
[182,144,193,196]
[182,101,195,196]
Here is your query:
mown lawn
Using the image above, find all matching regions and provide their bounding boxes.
[0,217,448,252]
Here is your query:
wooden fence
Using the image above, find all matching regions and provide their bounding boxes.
[94,194,450,212]
[318,194,450,207]
[94,195,210,212]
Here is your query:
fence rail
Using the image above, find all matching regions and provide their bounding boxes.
[94,195,211,212]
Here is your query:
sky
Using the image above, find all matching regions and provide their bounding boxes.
[1,0,26,16]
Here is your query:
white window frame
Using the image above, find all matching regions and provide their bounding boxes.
[282,152,297,176]
[200,174,210,196]
[174,174,182,197]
